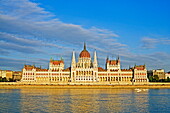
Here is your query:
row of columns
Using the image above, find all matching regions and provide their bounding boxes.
[76,71,93,76]
[100,77,132,82]
[75,76,94,81]
[50,77,69,82]
[134,79,148,82]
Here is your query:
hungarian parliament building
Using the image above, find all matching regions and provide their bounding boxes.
[21,43,149,84]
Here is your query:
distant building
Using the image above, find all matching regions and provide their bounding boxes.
[21,43,149,84]
[0,70,6,78]
[165,72,170,79]
[6,70,13,80]
[13,71,22,81]
[0,70,13,80]
[153,69,165,80]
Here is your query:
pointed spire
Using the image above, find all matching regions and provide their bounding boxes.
[71,50,76,67]
[117,55,120,60]
[106,56,109,63]
[144,64,146,68]
[117,55,120,64]
[61,56,63,61]
[94,50,97,64]
[84,42,86,50]
[129,65,131,69]
[72,51,76,62]
[93,50,98,68]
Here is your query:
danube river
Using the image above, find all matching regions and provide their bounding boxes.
[0,88,170,113]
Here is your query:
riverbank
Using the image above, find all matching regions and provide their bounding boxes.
[0,82,170,89]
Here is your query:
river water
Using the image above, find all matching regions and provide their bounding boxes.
[0,88,170,113]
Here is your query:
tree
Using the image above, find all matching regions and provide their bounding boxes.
[2,77,8,82]
[153,75,159,81]
[166,77,170,82]
[149,76,153,82]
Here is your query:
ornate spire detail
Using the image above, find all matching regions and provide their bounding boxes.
[71,50,76,68]
[117,55,120,64]
[84,42,86,50]
[93,50,98,68]
[61,56,64,61]
[117,55,120,60]
[106,56,109,63]
[79,42,90,58]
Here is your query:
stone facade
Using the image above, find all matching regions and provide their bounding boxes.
[165,72,170,79]
[13,71,22,81]
[0,70,13,80]
[153,69,165,80]
[21,43,149,84]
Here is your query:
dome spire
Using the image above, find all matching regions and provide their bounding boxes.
[84,42,86,50]
[79,42,90,58]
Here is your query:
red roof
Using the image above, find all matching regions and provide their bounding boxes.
[63,67,71,72]
[24,65,35,70]
[50,60,64,65]
[134,65,145,70]
[107,60,119,65]
[98,67,106,72]
[24,65,48,71]
[36,68,48,71]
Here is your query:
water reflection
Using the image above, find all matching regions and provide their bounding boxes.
[2,88,170,112]
[16,88,150,113]
[0,89,21,113]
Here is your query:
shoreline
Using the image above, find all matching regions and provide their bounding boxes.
[1,82,170,89]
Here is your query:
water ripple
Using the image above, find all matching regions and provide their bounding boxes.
[0,88,170,112]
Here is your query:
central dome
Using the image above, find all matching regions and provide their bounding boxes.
[79,43,90,58]
[80,49,90,58]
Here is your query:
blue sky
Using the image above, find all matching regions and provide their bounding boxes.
[0,0,170,71]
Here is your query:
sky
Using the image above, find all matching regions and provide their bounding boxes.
[0,0,170,71]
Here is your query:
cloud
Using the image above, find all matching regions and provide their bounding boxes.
[0,0,125,69]
[0,32,41,47]
[0,32,65,49]
[0,41,43,54]
[0,57,49,71]
[141,37,170,49]
[0,49,10,55]
[0,0,53,20]
[0,0,120,48]
[89,26,119,38]
[0,14,120,47]
[160,38,170,45]
[141,37,158,48]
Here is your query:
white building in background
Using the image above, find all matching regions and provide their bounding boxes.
[21,43,149,84]
[165,72,170,79]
